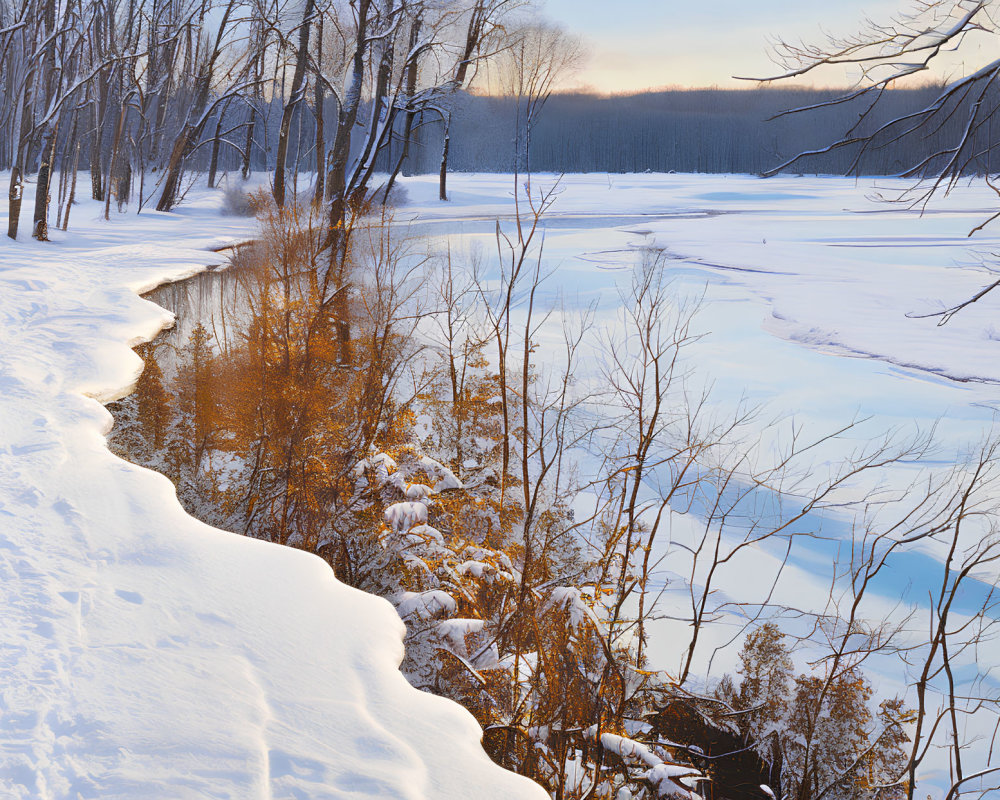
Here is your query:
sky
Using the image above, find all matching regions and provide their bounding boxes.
[540,0,980,93]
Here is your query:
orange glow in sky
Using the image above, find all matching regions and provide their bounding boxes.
[541,0,992,93]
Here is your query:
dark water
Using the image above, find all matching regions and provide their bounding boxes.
[144,261,248,356]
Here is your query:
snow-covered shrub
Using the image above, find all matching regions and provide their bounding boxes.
[221,185,258,216]
[688,623,912,800]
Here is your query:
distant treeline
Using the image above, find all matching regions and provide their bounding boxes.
[5,84,996,207]
[168,85,1000,180]
[409,86,1000,176]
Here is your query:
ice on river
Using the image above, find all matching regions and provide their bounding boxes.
[401,172,1000,443]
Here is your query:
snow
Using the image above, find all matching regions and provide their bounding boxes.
[8,169,1000,798]
[600,733,701,799]
[405,483,433,501]
[408,523,445,545]
[396,590,458,620]
[0,179,546,799]
[396,171,1000,797]
[456,560,491,579]
[417,455,463,491]
[600,732,666,768]
[643,765,702,799]
[384,501,430,531]
[436,618,486,649]
[547,586,602,631]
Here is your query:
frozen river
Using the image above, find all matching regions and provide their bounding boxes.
[401,173,1000,452]
[398,174,1000,793]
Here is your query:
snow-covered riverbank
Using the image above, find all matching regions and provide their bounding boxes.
[0,181,545,799]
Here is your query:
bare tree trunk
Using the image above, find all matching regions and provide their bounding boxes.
[436,1,496,202]
[32,121,58,240]
[7,165,24,240]
[62,140,80,230]
[7,44,33,240]
[156,129,190,212]
[384,14,422,201]
[346,1,396,198]
[55,112,77,223]
[89,88,104,201]
[325,0,370,220]
[273,0,316,208]
[7,102,29,239]
[438,111,451,201]
[149,69,172,166]
[241,107,256,179]
[116,161,132,211]
[104,102,127,219]
[320,1,375,363]
[312,18,325,205]
[207,100,230,188]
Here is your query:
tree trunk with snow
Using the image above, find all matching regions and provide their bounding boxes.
[438,115,450,201]
[382,13,421,201]
[32,122,58,240]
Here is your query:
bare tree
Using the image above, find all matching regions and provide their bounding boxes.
[751,2,1000,205]
[493,17,581,180]
[434,0,514,201]
[156,0,247,212]
[3,0,36,239]
[272,0,316,207]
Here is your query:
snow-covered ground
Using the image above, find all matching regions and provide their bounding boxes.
[0,181,546,799]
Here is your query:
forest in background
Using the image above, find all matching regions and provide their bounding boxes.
[145,84,989,178]
[402,86,989,176]
[4,81,992,194]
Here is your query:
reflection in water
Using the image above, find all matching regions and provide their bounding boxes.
[110,206,419,559]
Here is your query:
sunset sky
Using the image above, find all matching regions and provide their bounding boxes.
[541,0,984,93]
